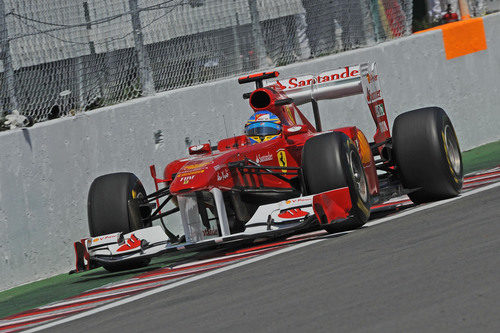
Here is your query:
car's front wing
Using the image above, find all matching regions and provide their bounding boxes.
[73,187,352,271]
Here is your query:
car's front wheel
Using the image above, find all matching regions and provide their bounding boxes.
[87,172,151,271]
[302,132,371,233]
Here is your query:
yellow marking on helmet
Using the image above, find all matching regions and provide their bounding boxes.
[263,134,279,142]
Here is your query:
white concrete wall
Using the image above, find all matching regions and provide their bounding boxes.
[1,13,499,291]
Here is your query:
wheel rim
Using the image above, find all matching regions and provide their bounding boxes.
[348,150,368,202]
[444,124,461,175]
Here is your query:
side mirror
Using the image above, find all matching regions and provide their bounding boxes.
[283,125,308,137]
[189,143,212,155]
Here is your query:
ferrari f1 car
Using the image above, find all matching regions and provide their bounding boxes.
[74,63,463,272]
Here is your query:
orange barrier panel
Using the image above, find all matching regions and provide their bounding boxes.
[416,18,487,60]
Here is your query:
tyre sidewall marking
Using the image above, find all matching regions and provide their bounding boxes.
[440,121,462,186]
[357,197,370,216]
[346,139,370,218]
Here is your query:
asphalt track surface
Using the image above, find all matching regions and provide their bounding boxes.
[42,185,500,332]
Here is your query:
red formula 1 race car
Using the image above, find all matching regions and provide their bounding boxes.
[74,63,463,272]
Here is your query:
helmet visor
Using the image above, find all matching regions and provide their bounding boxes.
[245,122,281,137]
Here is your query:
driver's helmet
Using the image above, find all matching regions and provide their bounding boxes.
[245,110,282,144]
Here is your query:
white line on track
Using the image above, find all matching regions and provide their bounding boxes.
[24,181,500,333]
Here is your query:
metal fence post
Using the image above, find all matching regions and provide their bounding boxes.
[369,0,385,42]
[231,0,242,73]
[83,1,105,110]
[0,0,18,113]
[128,0,155,96]
[403,0,413,36]
[458,0,471,19]
[247,0,266,68]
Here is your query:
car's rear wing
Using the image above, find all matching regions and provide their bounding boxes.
[265,63,391,143]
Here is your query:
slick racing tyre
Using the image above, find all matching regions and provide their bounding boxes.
[88,172,148,236]
[88,173,151,271]
[392,107,463,204]
[302,132,371,233]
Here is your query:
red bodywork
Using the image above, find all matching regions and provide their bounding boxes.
[313,187,352,224]
[159,82,380,199]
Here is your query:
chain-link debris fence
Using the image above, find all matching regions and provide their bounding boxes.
[0,0,415,127]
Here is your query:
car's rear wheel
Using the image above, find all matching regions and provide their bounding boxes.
[392,107,463,204]
[302,132,370,233]
[87,172,151,271]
